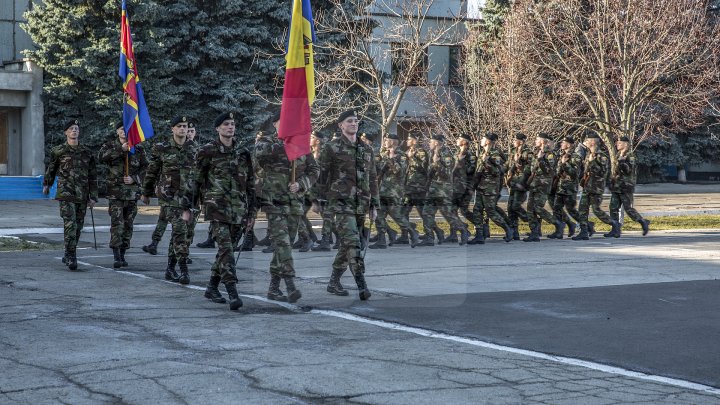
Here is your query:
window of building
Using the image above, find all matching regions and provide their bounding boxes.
[391,43,428,86]
[448,46,463,85]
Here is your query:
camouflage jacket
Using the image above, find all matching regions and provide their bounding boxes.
[98,139,148,201]
[317,134,380,215]
[555,149,582,196]
[453,149,476,196]
[582,150,609,194]
[427,147,455,199]
[43,143,98,203]
[506,145,533,191]
[254,132,319,215]
[377,147,407,199]
[528,147,557,194]
[141,137,196,209]
[195,138,256,224]
[476,147,505,196]
[609,152,637,192]
[405,146,430,197]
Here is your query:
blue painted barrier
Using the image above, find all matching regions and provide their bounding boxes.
[0,176,57,200]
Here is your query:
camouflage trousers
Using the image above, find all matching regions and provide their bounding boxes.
[578,192,613,226]
[332,213,367,275]
[609,190,644,223]
[108,199,138,249]
[186,209,201,245]
[320,206,335,238]
[527,190,556,230]
[210,221,242,284]
[296,197,314,241]
[552,193,581,225]
[163,206,189,261]
[474,193,509,229]
[375,197,413,234]
[422,197,466,232]
[266,212,299,277]
[402,196,426,229]
[453,192,482,226]
[507,189,529,228]
[59,201,87,252]
[151,208,168,242]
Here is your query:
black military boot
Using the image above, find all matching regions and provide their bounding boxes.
[468,227,485,245]
[284,276,302,303]
[67,249,78,271]
[112,248,123,269]
[142,240,158,255]
[548,220,565,239]
[369,232,387,249]
[312,235,332,252]
[503,225,514,243]
[459,227,470,246]
[369,233,379,243]
[611,220,622,238]
[256,235,271,247]
[387,228,398,246]
[240,232,254,251]
[523,225,541,242]
[308,230,319,244]
[418,232,435,247]
[327,268,349,296]
[353,272,371,301]
[165,257,179,282]
[394,229,410,245]
[443,228,459,244]
[177,259,190,285]
[572,224,590,240]
[409,227,421,248]
[204,276,227,304]
[266,274,287,302]
[62,248,69,265]
[119,247,129,267]
[588,221,596,237]
[224,282,243,310]
[433,227,445,245]
[196,233,215,248]
[292,235,306,249]
[512,226,521,241]
[186,251,193,265]
[640,219,651,236]
[299,237,314,252]
[567,222,577,238]
[483,223,491,239]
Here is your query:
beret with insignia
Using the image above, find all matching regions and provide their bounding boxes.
[537,132,551,140]
[484,132,498,142]
[337,110,358,124]
[170,115,189,127]
[459,133,473,142]
[386,133,399,140]
[362,133,376,142]
[407,133,420,139]
[562,136,575,144]
[213,112,235,128]
[311,131,325,140]
[618,136,630,142]
[64,119,80,131]
[547,152,555,160]
[432,134,445,142]
[115,120,124,130]
[514,133,527,141]
[271,110,281,123]
[188,121,196,129]
[585,133,601,140]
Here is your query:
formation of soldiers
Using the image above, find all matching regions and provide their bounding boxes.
[43,112,650,310]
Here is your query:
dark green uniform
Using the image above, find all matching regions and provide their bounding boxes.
[403,146,430,230]
[474,147,510,230]
[609,152,645,224]
[422,147,467,239]
[578,150,614,228]
[527,147,558,232]
[552,149,582,226]
[375,146,415,240]
[452,148,481,228]
[506,145,532,231]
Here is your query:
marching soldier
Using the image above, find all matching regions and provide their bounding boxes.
[395,133,428,244]
[293,131,324,252]
[548,136,581,239]
[572,133,621,240]
[607,136,650,237]
[194,112,255,310]
[254,111,319,303]
[419,134,470,246]
[185,121,201,262]
[473,132,513,244]
[312,132,340,252]
[451,133,481,243]
[524,133,564,242]
[369,133,420,249]
[98,121,148,268]
[43,119,98,271]
[318,110,379,300]
[141,116,195,284]
[505,133,532,240]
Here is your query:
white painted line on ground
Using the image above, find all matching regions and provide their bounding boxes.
[68,257,720,396]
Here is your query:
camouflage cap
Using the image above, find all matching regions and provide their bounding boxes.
[170,115,188,127]
[213,112,235,128]
[64,119,80,131]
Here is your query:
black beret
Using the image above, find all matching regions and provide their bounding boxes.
[64,119,80,131]
[484,132,498,142]
[386,133,399,140]
[585,133,601,140]
[407,133,420,139]
[337,110,358,124]
[562,136,575,144]
[618,136,630,142]
[170,115,189,127]
[361,133,375,142]
[115,121,124,130]
[537,132,552,140]
[271,110,281,123]
[459,133,473,142]
[514,133,527,141]
[213,112,235,128]
[311,131,324,140]
[431,134,445,142]
[188,122,196,129]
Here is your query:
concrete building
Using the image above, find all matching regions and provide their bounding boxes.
[0,0,44,176]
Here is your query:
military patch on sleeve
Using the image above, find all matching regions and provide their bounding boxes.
[547,153,554,160]
[600,156,607,162]
[629,157,636,162]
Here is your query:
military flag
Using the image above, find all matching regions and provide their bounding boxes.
[278,0,316,161]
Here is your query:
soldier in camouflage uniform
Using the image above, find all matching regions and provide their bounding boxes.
[195,121,218,250]
[548,136,582,239]
[505,133,532,240]
[293,132,324,252]
[255,111,319,303]
[142,206,168,255]
[141,115,195,284]
[450,133,481,243]
[607,136,650,237]
[312,132,340,252]
[369,133,420,249]
[572,133,621,240]
[524,133,564,242]
[318,110,379,300]
[473,132,513,244]
[43,119,98,271]
[99,121,148,268]
[184,121,201,263]
[395,133,428,245]
[419,134,470,246]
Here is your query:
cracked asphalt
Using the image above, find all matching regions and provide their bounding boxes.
[1,197,720,404]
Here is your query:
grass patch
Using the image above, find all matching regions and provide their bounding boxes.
[0,236,56,252]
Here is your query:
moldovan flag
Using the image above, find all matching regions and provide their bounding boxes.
[278,0,316,161]
[119,0,154,151]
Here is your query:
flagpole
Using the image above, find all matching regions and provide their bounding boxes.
[125,153,129,177]
[291,160,296,184]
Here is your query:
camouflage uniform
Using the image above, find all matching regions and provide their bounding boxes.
[452,148,481,227]
[578,150,614,227]
[150,209,168,242]
[609,152,645,224]
[403,146,430,230]
[422,146,467,239]
[141,138,196,262]
[375,146,414,237]
[195,138,255,284]
[474,146,510,230]
[526,147,558,232]
[254,131,319,277]
[506,144,532,230]
[552,149,582,226]
[43,143,98,256]
[98,139,148,250]
[185,139,202,246]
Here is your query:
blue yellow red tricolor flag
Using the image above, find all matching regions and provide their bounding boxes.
[119,0,154,151]
[278,0,316,161]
